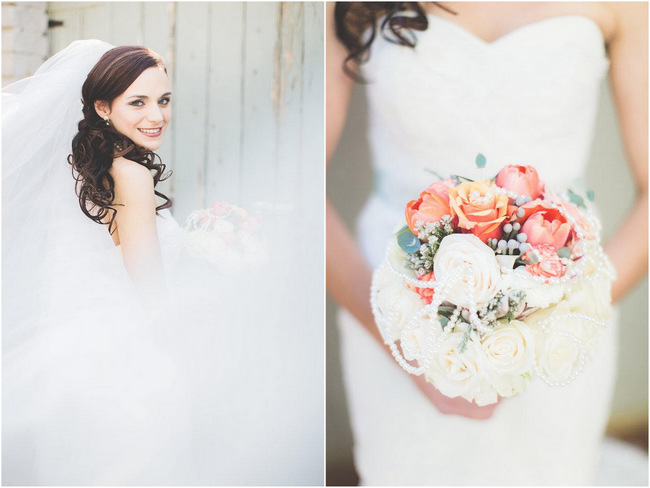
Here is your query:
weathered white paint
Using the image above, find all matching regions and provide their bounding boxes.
[45,2,322,225]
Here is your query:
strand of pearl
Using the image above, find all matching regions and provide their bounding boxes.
[531,312,606,387]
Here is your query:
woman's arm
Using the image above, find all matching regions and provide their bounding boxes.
[326,3,497,419]
[605,2,648,302]
[111,157,166,308]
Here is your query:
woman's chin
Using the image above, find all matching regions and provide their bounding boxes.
[136,138,163,151]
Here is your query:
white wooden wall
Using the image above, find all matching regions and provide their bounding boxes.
[47,2,324,223]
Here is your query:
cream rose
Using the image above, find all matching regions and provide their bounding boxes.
[400,314,445,361]
[492,373,532,398]
[535,332,582,384]
[426,329,495,404]
[482,320,535,376]
[376,282,424,342]
[433,234,502,308]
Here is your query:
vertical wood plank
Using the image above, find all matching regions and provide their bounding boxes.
[141,2,174,200]
[204,2,244,205]
[239,2,280,204]
[273,3,303,209]
[142,2,172,61]
[110,3,143,46]
[81,4,111,42]
[171,2,210,221]
[47,4,83,54]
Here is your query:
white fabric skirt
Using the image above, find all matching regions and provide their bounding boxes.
[337,307,621,485]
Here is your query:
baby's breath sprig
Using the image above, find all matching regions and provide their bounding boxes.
[403,216,455,274]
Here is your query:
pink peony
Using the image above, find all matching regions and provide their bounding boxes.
[516,200,572,251]
[405,179,454,234]
[496,165,545,200]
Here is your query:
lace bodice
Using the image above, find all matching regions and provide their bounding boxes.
[358,15,609,266]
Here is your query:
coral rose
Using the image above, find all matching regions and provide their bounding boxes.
[448,180,511,242]
[517,200,571,251]
[406,271,435,304]
[405,179,454,234]
[495,165,545,199]
[524,244,567,280]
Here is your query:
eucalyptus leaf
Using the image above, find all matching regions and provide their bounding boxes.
[394,224,410,237]
[567,189,586,209]
[397,228,422,254]
[438,315,450,330]
[437,306,456,313]
[557,247,571,259]
[475,153,487,168]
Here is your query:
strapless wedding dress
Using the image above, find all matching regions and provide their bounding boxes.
[338,15,646,485]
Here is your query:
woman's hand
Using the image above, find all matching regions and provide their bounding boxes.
[411,373,499,420]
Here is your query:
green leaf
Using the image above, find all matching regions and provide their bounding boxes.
[586,190,595,202]
[567,189,586,209]
[437,306,456,313]
[394,224,410,237]
[557,247,571,259]
[475,153,487,168]
[397,228,422,254]
[424,168,446,181]
[455,175,475,183]
[438,315,450,330]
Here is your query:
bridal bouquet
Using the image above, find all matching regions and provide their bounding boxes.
[183,201,268,274]
[371,157,616,405]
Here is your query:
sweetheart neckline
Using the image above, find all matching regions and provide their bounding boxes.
[426,14,606,49]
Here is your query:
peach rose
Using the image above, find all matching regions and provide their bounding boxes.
[525,244,567,280]
[448,180,511,242]
[406,271,435,304]
[405,179,454,234]
[495,165,545,199]
[517,200,571,251]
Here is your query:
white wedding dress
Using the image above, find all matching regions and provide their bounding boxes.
[3,41,322,486]
[338,15,646,485]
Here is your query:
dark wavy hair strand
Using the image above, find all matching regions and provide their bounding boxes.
[68,46,172,233]
[335,2,456,80]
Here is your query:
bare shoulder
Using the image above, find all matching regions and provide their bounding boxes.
[110,157,153,190]
[606,2,647,43]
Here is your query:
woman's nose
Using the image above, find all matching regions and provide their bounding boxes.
[146,105,164,124]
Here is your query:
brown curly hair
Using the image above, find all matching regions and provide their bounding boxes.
[335,2,456,80]
[68,46,172,233]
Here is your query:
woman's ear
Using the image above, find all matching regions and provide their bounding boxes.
[94,100,111,119]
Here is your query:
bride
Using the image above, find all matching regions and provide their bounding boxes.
[3,39,319,485]
[327,2,647,485]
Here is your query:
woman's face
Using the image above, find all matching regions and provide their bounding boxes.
[98,66,172,151]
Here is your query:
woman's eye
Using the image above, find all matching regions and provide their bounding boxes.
[129,100,144,107]
[159,98,171,106]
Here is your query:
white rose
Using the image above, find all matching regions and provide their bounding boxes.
[492,373,532,398]
[527,300,603,355]
[400,315,443,361]
[481,320,535,376]
[501,267,565,309]
[427,328,496,404]
[433,234,502,308]
[212,218,235,235]
[375,282,424,342]
[534,331,582,384]
[565,274,612,320]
